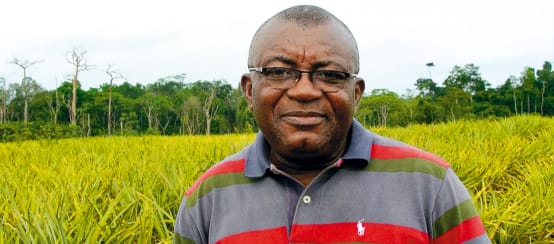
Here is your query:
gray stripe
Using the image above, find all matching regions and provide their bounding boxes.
[175,198,206,244]
[191,177,290,242]
[187,168,452,241]
[464,234,491,244]
[294,167,443,234]
[432,168,473,220]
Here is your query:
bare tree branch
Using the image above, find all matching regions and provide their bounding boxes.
[9,57,42,123]
[105,64,126,135]
[66,47,91,126]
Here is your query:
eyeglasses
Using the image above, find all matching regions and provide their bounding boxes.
[248,67,356,92]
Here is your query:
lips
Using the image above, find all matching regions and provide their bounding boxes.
[281,111,326,126]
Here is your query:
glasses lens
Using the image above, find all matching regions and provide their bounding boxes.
[313,71,347,92]
[261,68,297,89]
[256,68,350,92]
[315,70,348,81]
[263,68,295,80]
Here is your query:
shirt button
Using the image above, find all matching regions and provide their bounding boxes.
[302,195,311,204]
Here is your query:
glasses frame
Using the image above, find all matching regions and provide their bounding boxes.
[248,67,357,92]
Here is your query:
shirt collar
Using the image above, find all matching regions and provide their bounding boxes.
[244,119,373,178]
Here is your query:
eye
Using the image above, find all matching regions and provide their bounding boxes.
[263,68,294,79]
[315,71,347,82]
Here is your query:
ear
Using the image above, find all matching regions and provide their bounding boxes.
[354,77,365,105]
[241,73,254,110]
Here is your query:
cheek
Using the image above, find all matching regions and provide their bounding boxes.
[252,87,282,118]
[328,93,356,118]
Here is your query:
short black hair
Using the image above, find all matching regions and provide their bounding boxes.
[247,5,359,70]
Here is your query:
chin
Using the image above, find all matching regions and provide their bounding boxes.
[284,134,329,154]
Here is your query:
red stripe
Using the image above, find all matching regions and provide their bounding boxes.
[433,216,486,243]
[185,159,245,196]
[371,144,450,168]
[215,226,288,244]
[290,222,429,243]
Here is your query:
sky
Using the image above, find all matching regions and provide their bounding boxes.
[0,0,552,95]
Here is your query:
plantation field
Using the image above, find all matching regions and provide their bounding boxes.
[1,115,553,243]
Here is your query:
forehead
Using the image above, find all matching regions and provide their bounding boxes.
[250,20,357,68]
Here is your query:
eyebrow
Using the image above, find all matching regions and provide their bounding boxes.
[261,56,348,71]
[261,56,296,67]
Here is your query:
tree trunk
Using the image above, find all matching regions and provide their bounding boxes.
[22,69,28,124]
[541,81,545,115]
[71,68,78,126]
[203,88,218,135]
[512,87,517,115]
[0,78,5,124]
[87,113,91,136]
[527,95,530,114]
[108,80,112,135]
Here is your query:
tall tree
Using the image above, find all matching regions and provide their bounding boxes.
[105,64,125,135]
[520,67,539,113]
[9,57,42,123]
[444,64,488,105]
[48,77,61,124]
[0,77,5,123]
[66,47,91,126]
[203,85,218,135]
[415,78,439,98]
[536,61,553,115]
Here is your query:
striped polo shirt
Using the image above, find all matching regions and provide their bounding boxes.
[174,120,489,243]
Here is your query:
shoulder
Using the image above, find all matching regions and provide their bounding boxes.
[367,133,450,180]
[185,147,250,196]
[183,146,257,208]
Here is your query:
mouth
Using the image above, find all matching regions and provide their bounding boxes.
[281,111,326,126]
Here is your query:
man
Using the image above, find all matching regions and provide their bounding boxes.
[175,5,488,243]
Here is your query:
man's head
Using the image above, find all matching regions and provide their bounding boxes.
[247,6,360,72]
[241,5,365,170]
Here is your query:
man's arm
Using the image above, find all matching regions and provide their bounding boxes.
[431,168,489,243]
[174,197,204,244]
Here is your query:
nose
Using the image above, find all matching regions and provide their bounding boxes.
[287,71,322,101]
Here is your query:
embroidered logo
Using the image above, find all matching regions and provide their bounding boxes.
[357,218,365,237]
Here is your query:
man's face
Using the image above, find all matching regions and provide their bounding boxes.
[242,21,365,165]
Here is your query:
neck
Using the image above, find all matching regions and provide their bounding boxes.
[270,146,345,187]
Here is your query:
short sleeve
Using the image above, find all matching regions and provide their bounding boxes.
[431,168,489,243]
[174,196,204,244]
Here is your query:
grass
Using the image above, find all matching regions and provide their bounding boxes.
[0,115,552,243]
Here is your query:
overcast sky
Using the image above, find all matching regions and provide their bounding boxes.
[1,0,552,95]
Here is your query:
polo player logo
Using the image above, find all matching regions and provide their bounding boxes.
[357,218,365,237]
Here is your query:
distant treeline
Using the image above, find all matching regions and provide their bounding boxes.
[0,61,552,142]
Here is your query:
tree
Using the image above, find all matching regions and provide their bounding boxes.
[66,47,91,126]
[46,77,62,124]
[415,78,439,98]
[139,92,158,132]
[536,61,554,115]
[520,67,539,113]
[0,77,6,123]
[180,95,202,134]
[203,85,219,135]
[444,64,488,106]
[504,76,520,115]
[9,57,42,123]
[356,89,411,127]
[105,64,125,135]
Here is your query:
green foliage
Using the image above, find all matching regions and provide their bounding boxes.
[1,61,553,137]
[372,115,554,242]
[0,122,82,142]
[0,116,552,242]
[0,134,254,242]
